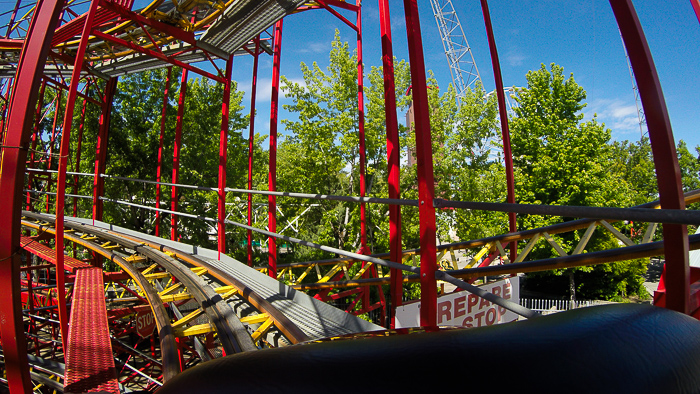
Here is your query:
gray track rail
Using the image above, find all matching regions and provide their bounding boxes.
[60,215,382,339]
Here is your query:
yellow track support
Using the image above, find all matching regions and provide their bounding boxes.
[160,292,192,303]
[251,318,274,342]
[172,309,204,329]
[175,323,214,337]
[240,313,269,325]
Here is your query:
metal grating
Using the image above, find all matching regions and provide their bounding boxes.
[20,236,93,273]
[199,0,305,55]
[64,267,119,394]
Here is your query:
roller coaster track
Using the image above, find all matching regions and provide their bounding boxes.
[18,210,380,389]
[276,190,700,292]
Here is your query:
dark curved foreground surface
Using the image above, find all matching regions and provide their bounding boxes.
[157,304,700,394]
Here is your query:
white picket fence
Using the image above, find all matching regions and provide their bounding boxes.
[520,298,605,315]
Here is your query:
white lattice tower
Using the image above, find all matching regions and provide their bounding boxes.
[429,0,481,104]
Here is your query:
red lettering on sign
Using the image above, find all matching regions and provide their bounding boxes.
[493,286,501,297]
[467,294,478,313]
[462,316,473,328]
[474,311,485,327]
[438,300,451,324]
[504,283,511,299]
[454,296,466,319]
[479,296,491,309]
[486,307,497,325]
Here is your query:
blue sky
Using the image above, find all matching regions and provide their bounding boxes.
[228,1,700,150]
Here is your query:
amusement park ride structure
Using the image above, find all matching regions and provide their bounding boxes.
[0,0,699,392]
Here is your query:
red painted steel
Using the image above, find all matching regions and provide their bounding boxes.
[155,67,172,237]
[55,0,102,354]
[403,0,439,327]
[611,0,690,313]
[378,0,404,328]
[172,68,189,241]
[356,4,368,252]
[480,0,518,263]
[218,54,234,258]
[3,0,22,38]
[0,0,65,390]
[45,88,62,212]
[64,267,119,393]
[26,80,46,211]
[20,237,93,272]
[91,30,224,83]
[92,77,118,222]
[691,0,700,24]
[73,92,89,218]
[268,19,283,279]
[247,37,261,267]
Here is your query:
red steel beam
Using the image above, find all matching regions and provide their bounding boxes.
[45,88,62,212]
[55,0,101,353]
[172,68,188,241]
[155,67,171,237]
[73,92,89,218]
[356,4,368,253]
[26,80,47,211]
[315,0,358,32]
[692,0,700,24]
[403,0,438,327]
[0,0,65,389]
[479,0,517,262]
[218,54,234,258]
[92,77,118,223]
[378,0,404,328]
[268,19,283,279]
[247,37,261,267]
[611,0,689,313]
[90,30,224,83]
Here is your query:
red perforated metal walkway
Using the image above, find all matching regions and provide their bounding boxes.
[64,267,119,393]
[20,236,92,273]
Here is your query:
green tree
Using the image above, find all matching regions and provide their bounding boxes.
[511,63,646,301]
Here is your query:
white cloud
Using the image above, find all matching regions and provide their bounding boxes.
[298,42,329,54]
[586,98,645,138]
[505,48,526,67]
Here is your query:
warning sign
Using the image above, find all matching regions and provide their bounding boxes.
[395,276,520,328]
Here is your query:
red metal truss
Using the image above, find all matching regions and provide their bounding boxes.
[20,236,93,273]
[64,267,119,394]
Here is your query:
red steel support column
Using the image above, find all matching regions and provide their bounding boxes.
[92,77,117,223]
[0,79,13,144]
[46,89,62,212]
[218,54,234,259]
[403,0,438,327]
[355,2,372,319]
[26,79,46,210]
[356,4,368,253]
[72,93,88,218]
[171,68,188,241]
[0,0,65,390]
[155,67,172,237]
[692,0,700,24]
[55,0,101,352]
[247,37,261,267]
[378,0,404,328]
[268,19,283,279]
[480,0,517,263]
[611,0,689,313]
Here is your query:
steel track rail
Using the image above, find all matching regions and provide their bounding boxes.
[19,216,180,382]
[103,231,310,344]
[21,211,257,356]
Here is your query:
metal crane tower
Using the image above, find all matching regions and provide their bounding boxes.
[429,0,481,104]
